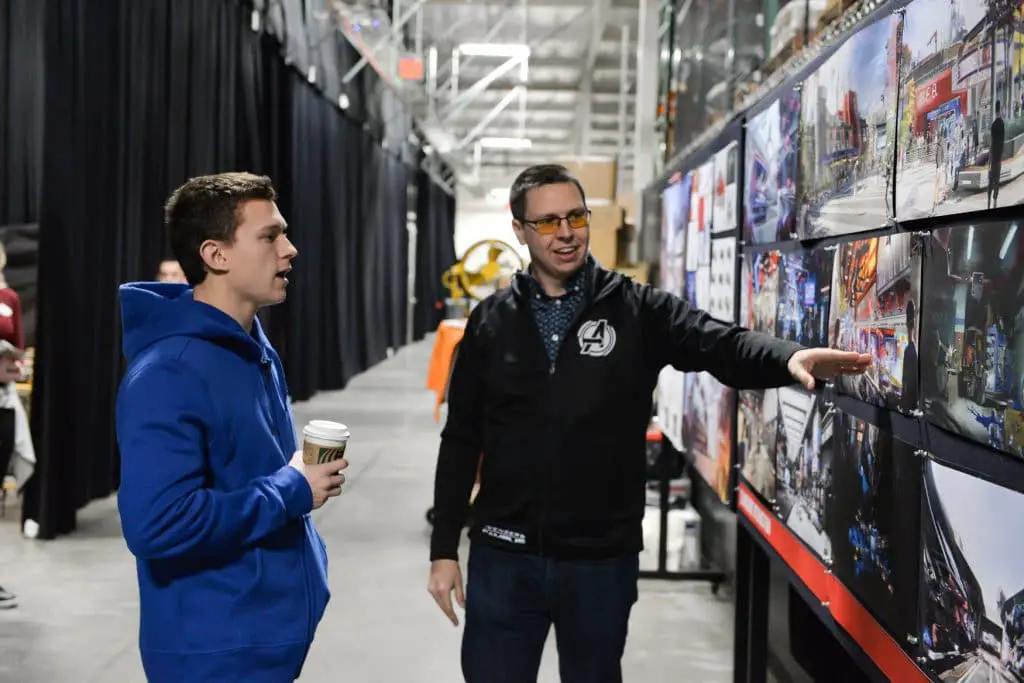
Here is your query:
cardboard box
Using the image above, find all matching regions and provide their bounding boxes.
[589,226,618,268]
[616,263,650,285]
[588,205,625,269]
[558,158,618,201]
[589,205,624,232]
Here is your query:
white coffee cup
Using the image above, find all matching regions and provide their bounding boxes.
[302,420,350,465]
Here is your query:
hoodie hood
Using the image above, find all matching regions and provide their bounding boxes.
[119,282,269,364]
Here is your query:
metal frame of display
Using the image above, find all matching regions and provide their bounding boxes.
[638,438,728,589]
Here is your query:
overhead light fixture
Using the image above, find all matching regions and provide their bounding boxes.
[479,137,532,150]
[457,43,530,58]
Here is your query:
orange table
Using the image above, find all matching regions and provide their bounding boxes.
[426,319,466,423]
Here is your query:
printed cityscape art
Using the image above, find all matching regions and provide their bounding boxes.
[712,141,740,234]
[744,85,802,245]
[827,412,922,642]
[800,12,899,238]
[660,173,692,298]
[895,0,1024,220]
[776,248,836,348]
[920,460,1024,681]
[709,237,737,323]
[738,389,779,502]
[919,221,1024,458]
[775,387,834,559]
[740,248,782,336]
[828,232,923,412]
[681,372,735,504]
[686,162,714,308]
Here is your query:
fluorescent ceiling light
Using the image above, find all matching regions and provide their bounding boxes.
[479,137,532,150]
[457,43,530,58]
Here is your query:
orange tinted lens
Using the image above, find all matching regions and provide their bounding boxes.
[567,213,589,229]
[535,220,560,234]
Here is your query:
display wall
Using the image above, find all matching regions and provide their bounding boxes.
[653,0,1024,679]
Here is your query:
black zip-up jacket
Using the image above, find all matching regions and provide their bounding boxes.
[429,263,804,562]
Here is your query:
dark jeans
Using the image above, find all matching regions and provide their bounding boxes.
[461,543,639,683]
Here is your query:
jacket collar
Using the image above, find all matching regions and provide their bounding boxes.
[511,254,623,304]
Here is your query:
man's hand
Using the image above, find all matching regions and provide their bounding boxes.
[288,451,348,509]
[787,348,872,391]
[428,559,466,626]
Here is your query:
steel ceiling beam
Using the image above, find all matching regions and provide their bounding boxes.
[456,86,525,149]
[439,55,527,123]
[574,0,613,155]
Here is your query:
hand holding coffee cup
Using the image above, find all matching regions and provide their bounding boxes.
[289,450,349,510]
[287,421,351,510]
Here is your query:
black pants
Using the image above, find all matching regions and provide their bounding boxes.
[0,407,14,477]
[461,543,638,683]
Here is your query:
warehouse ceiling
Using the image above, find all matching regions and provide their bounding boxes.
[327,0,640,196]
[418,0,640,192]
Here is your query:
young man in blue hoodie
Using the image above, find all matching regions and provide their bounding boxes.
[116,172,347,682]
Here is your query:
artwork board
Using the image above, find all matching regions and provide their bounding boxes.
[660,174,692,298]
[682,371,735,504]
[920,459,1024,681]
[799,13,899,238]
[740,249,782,337]
[738,388,779,502]
[777,248,836,348]
[827,411,922,642]
[775,386,834,559]
[894,0,1024,221]
[828,232,923,412]
[712,141,740,234]
[919,221,1024,458]
[744,86,802,245]
[709,237,737,323]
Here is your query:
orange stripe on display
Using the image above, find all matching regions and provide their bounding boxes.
[736,483,929,683]
[826,576,929,683]
[736,485,828,601]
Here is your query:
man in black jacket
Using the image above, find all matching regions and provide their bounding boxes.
[427,164,870,683]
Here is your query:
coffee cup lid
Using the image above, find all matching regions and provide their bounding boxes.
[304,420,350,441]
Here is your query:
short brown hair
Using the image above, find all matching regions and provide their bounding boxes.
[508,164,587,221]
[164,172,277,286]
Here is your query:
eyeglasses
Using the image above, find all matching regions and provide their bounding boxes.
[521,210,591,236]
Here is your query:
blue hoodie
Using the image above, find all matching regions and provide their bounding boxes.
[115,283,330,683]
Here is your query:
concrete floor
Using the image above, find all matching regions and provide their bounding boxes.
[0,338,734,682]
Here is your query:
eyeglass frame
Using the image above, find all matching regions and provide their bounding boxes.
[517,208,592,236]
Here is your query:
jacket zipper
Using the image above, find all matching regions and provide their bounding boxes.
[261,357,315,642]
[531,284,608,558]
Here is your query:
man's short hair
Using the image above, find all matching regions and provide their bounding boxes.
[508,164,587,221]
[164,172,277,286]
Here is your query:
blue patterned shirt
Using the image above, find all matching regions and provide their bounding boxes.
[526,263,589,365]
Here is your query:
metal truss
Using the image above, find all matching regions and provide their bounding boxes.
[329,0,632,194]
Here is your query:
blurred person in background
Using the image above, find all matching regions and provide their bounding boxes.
[427,164,871,683]
[116,173,347,682]
[156,258,187,283]
[0,241,29,609]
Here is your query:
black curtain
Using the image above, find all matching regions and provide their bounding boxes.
[28,0,282,539]
[0,0,45,226]
[413,169,457,340]
[272,74,410,399]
